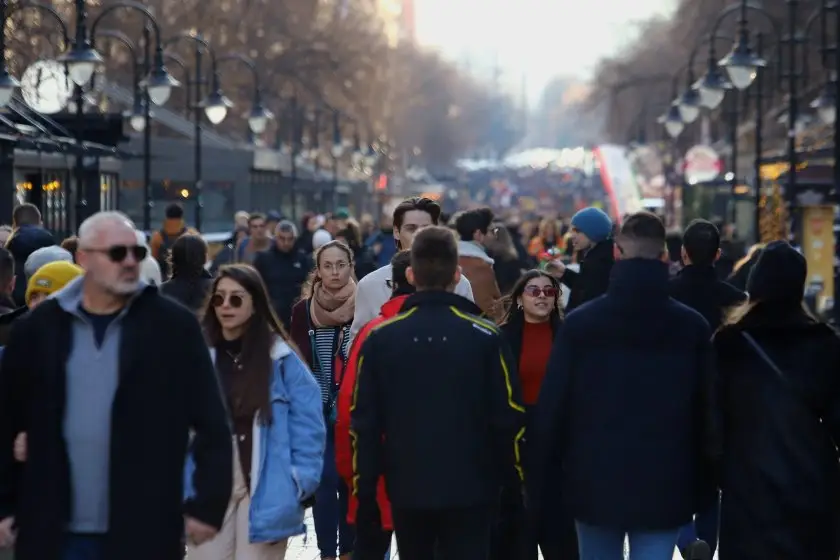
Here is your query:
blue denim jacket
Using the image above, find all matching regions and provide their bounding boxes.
[185,339,326,542]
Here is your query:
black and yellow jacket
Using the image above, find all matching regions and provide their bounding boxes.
[350,290,526,510]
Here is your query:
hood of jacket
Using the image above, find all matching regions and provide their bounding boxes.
[457,240,494,264]
[379,294,411,318]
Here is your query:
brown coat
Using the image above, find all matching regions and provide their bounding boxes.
[457,241,502,320]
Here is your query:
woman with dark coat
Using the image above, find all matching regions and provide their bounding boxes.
[495,270,575,560]
[160,234,213,313]
[714,241,840,560]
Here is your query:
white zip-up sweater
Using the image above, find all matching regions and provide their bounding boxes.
[349,264,474,344]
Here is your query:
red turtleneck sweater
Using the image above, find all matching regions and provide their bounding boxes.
[519,320,554,405]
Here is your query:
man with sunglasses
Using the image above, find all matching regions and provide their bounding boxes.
[0,211,233,560]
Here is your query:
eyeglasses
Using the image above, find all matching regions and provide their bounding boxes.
[86,245,148,263]
[321,261,349,273]
[523,286,559,298]
[211,293,246,308]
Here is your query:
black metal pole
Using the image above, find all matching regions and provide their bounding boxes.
[0,138,14,225]
[834,4,840,325]
[729,89,739,224]
[193,41,203,232]
[753,32,764,243]
[786,0,799,240]
[142,23,152,231]
[73,84,86,231]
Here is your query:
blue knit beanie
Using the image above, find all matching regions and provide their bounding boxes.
[571,207,613,243]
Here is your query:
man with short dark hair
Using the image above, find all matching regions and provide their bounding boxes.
[149,203,198,278]
[454,208,502,318]
[351,226,525,560]
[531,211,719,560]
[253,220,311,328]
[350,197,474,342]
[670,219,745,559]
[6,204,54,306]
[236,213,271,265]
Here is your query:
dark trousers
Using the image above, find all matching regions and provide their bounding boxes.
[61,534,105,560]
[353,527,392,560]
[393,506,493,560]
[314,434,355,557]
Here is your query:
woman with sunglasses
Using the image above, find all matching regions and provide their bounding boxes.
[186,264,326,560]
[496,270,575,560]
[289,239,356,560]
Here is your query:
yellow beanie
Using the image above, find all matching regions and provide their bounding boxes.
[26,261,84,305]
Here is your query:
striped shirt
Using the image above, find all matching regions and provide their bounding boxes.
[311,324,351,403]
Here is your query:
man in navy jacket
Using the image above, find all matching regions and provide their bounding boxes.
[529,211,720,560]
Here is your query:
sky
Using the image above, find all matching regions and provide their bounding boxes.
[414,0,677,104]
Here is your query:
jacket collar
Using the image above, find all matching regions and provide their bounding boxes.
[380,294,411,318]
[54,275,151,315]
[270,337,293,360]
[211,337,293,364]
[678,264,717,281]
[583,239,614,260]
[457,240,494,264]
[401,289,483,315]
[608,258,670,300]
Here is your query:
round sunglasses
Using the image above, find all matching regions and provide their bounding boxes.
[86,245,148,263]
[523,286,559,298]
[211,293,246,308]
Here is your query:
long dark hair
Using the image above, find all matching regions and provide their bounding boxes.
[499,269,563,325]
[202,264,291,423]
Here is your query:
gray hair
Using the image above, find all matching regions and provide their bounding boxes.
[24,246,74,278]
[276,220,298,237]
[78,211,135,245]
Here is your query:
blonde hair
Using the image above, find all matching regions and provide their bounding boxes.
[733,243,765,275]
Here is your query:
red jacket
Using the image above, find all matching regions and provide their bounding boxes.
[335,294,409,530]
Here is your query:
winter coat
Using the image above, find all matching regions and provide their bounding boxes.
[714,307,840,560]
[457,241,502,319]
[335,295,410,531]
[185,339,326,542]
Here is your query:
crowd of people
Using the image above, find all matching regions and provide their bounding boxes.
[0,196,837,560]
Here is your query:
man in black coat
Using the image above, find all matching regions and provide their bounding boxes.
[530,211,719,559]
[669,219,745,559]
[253,220,312,329]
[351,226,525,560]
[5,204,55,307]
[555,207,615,312]
[671,219,747,332]
[0,211,232,560]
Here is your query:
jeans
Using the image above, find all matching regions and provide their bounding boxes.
[61,534,106,560]
[314,433,355,557]
[576,522,678,560]
[676,501,719,555]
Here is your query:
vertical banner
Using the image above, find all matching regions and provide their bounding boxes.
[801,205,835,310]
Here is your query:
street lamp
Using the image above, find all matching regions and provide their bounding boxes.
[201,87,232,125]
[695,62,731,110]
[216,53,274,135]
[678,87,701,124]
[662,104,685,138]
[812,79,836,125]
[166,31,228,231]
[718,29,766,90]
